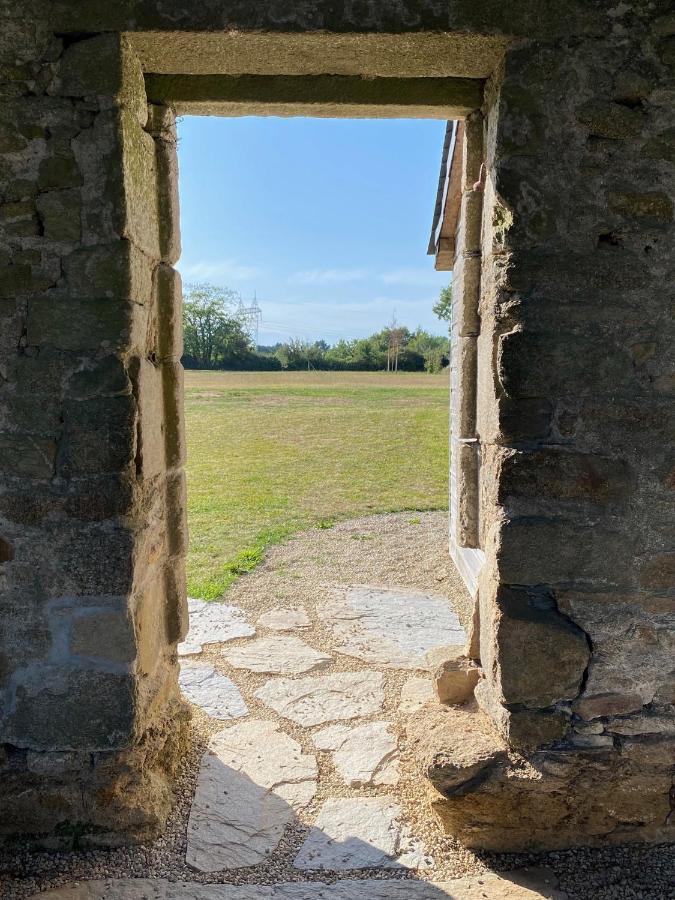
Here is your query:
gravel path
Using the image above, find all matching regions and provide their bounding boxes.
[1,513,673,900]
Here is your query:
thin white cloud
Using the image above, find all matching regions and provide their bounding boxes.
[288,268,369,285]
[380,267,443,286]
[179,259,260,281]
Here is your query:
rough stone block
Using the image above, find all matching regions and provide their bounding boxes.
[155,264,183,359]
[37,153,82,191]
[492,587,590,709]
[67,356,130,400]
[63,241,153,303]
[35,188,81,242]
[69,607,136,664]
[496,518,636,587]
[434,649,480,705]
[408,703,507,797]
[498,448,634,511]
[147,105,181,264]
[609,190,673,224]
[58,34,147,127]
[0,432,56,478]
[3,667,136,751]
[28,295,145,353]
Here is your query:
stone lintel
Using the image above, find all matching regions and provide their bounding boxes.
[144,74,484,119]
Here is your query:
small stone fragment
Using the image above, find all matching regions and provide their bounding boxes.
[178,598,255,656]
[312,721,399,786]
[179,662,248,720]
[434,650,480,705]
[224,635,331,675]
[255,671,384,726]
[257,607,311,630]
[293,797,431,870]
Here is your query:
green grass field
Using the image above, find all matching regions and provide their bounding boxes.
[185,370,449,598]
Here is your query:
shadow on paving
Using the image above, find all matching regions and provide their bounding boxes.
[15,760,566,900]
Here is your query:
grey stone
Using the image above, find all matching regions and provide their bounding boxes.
[293,797,431,870]
[179,662,248,720]
[312,721,399,786]
[255,671,385,727]
[257,607,311,630]
[27,871,567,899]
[186,720,317,872]
[224,635,331,675]
[324,587,465,669]
[178,598,255,656]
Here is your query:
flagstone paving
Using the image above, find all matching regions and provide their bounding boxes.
[224,635,332,675]
[322,587,465,669]
[179,663,249,720]
[178,598,255,656]
[186,721,317,872]
[254,670,386,727]
[256,607,312,631]
[17,513,643,900]
[293,798,431,871]
[312,721,399,786]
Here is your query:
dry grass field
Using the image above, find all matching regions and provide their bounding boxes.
[184,369,449,598]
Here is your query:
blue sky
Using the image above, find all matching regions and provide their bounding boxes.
[176,116,450,345]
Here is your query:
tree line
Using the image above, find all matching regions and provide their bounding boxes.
[182,283,451,373]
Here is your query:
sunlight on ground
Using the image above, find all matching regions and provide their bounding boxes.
[185,370,449,598]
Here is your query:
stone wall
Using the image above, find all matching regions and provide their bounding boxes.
[0,0,673,850]
[432,6,675,849]
[0,21,189,845]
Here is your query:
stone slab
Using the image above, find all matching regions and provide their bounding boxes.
[186,720,317,872]
[27,869,568,898]
[400,677,435,713]
[255,671,384,727]
[257,607,311,631]
[323,587,465,669]
[179,662,249,720]
[293,797,432,870]
[312,722,399,786]
[178,599,255,656]
[224,635,331,675]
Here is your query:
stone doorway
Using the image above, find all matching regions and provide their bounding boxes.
[1,8,674,873]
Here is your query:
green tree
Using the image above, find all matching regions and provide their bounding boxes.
[408,327,449,373]
[433,283,452,323]
[182,283,252,368]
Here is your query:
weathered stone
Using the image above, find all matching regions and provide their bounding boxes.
[294,798,431,870]
[257,606,311,630]
[576,100,645,139]
[400,676,434,713]
[178,598,254,656]
[27,295,144,353]
[255,671,384,727]
[434,651,480,706]
[186,721,317,872]
[408,704,507,796]
[312,721,399,786]
[37,154,82,190]
[224,635,331,675]
[35,188,81,242]
[179,662,248,720]
[324,586,465,669]
[609,190,673,224]
[488,588,590,710]
[69,607,135,663]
